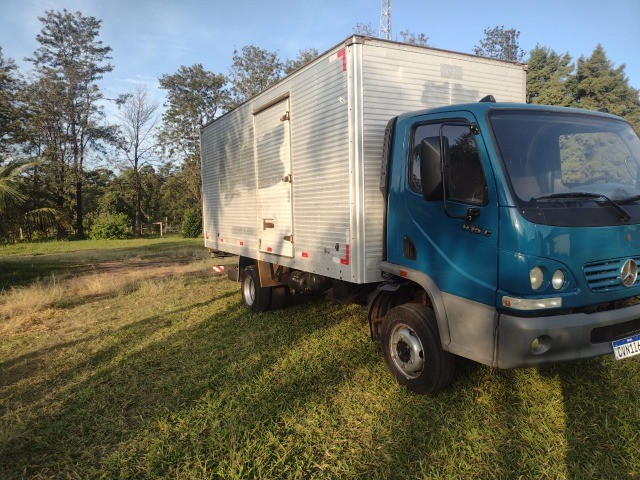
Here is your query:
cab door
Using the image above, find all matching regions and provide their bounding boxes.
[387,112,499,307]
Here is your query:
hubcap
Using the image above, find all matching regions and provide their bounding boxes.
[243,275,256,306]
[389,324,425,379]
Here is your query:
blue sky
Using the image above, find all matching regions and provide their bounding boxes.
[1,0,639,117]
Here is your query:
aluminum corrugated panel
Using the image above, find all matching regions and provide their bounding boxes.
[202,43,355,281]
[201,104,257,255]
[202,37,527,284]
[254,98,293,257]
[289,46,353,280]
[358,40,526,282]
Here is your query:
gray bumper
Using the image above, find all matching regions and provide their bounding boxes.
[496,303,640,368]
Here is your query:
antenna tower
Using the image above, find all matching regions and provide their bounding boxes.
[379,0,391,40]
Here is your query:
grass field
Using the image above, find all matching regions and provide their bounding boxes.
[1,238,640,479]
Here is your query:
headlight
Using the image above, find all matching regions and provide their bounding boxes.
[530,266,544,290]
[552,270,565,290]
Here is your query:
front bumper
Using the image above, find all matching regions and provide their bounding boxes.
[496,302,640,368]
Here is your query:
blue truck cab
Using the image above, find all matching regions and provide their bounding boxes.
[373,101,640,393]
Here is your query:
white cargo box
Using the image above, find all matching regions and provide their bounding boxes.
[201,36,526,284]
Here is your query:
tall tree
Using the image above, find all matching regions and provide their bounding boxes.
[574,44,640,130]
[0,47,21,158]
[284,48,319,75]
[229,45,283,106]
[526,45,575,106]
[473,25,525,62]
[399,30,430,46]
[27,9,113,239]
[20,71,73,237]
[158,64,228,210]
[116,85,159,237]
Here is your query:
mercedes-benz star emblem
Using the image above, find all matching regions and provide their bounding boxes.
[620,259,638,287]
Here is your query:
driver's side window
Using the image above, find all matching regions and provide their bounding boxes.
[409,123,487,205]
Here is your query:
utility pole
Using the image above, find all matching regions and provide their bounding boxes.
[379,0,391,40]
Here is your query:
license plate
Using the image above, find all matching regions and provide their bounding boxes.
[612,333,640,360]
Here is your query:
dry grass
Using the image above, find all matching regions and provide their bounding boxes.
[0,260,209,334]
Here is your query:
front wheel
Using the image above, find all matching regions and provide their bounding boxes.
[381,303,455,394]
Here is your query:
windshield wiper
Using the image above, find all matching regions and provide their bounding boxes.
[533,192,632,222]
[619,194,640,205]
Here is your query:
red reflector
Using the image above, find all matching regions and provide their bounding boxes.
[302,252,309,258]
[267,247,272,252]
[239,241,244,246]
[340,244,350,265]
[337,48,347,71]
[399,270,408,278]
[220,238,224,243]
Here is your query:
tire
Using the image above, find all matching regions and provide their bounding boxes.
[270,286,287,310]
[381,303,455,394]
[241,265,272,312]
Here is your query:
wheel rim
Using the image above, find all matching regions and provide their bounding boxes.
[243,275,256,306]
[389,323,425,379]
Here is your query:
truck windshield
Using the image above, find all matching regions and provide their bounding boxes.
[490,110,640,226]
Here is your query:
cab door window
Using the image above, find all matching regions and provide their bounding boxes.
[410,122,487,205]
[443,124,487,205]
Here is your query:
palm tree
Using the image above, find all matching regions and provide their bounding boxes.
[0,160,65,243]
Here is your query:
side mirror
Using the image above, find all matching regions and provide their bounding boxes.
[420,137,444,200]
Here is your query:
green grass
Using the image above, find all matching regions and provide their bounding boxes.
[1,240,640,479]
[0,236,206,289]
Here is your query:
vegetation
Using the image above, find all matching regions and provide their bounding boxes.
[473,25,525,62]
[1,240,639,478]
[89,212,132,240]
[115,85,159,238]
[1,9,638,245]
[526,44,640,132]
[181,208,202,238]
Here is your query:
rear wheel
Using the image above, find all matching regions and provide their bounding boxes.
[270,286,288,310]
[241,265,272,312]
[381,303,455,394]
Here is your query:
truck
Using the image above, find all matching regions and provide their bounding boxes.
[200,35,640,394]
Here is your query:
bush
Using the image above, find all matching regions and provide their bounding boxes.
[89,213,132,240]
[181,209,202,238]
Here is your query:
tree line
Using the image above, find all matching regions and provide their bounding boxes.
[1,13,639,243]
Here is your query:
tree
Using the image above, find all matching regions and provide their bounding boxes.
[574,44,640,130]
[0,160,65,243]
[399,30,430,46]
[158,64,228,213]
[158,163,195,225]
[473,25,525,62]
[526,45,575,106]
[0,47,21,158]
[116,85,159,237]
[20,71,73,238]
[27,9,113,239]
[284,48,319,75]
[96,166,163,229]
[353,22,377,37]
[229,45,283,107]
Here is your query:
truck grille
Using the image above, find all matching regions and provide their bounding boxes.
[583,256,640,292]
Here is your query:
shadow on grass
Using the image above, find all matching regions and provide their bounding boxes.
[542,359,640,479]
[0,289,369,478]
[3,283,640,479]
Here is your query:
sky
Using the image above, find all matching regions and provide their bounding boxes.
[1,0,639,119]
